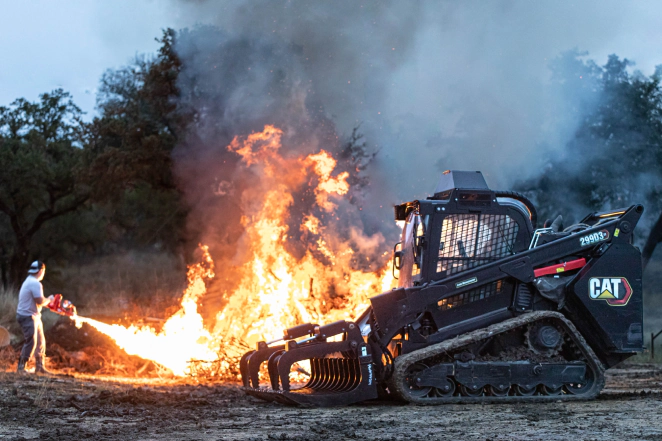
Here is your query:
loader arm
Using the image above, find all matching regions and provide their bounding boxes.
[371,204,643,352]
[240,170,645,406]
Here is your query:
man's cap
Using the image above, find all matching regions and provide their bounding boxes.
[28,260,45,274]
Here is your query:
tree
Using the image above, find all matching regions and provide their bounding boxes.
[86,28,190,252]
[516,53,662,271]
[517,54,662,227]
[0,89,89,286]
[0,30,194,288]
[337,124,378,205]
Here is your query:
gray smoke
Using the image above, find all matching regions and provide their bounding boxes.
[171,1,425,264]
[171,0,661,200]
[168,1,662,279]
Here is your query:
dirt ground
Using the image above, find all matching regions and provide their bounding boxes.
[0,364,660,441]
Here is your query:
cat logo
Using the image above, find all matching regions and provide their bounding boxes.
[588,277,632,306]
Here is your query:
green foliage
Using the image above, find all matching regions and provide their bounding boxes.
[32,208,107,259]
[85,29,189,251]
[0,29,190,287]
[0,89,89,285]
[0,90,87,222]
[104,184,186,250]
[338,125,378,204]
[88,29,185,194]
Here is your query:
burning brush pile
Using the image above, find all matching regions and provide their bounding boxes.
[57,125,393,381]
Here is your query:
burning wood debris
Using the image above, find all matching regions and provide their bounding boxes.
[39,125,393,381]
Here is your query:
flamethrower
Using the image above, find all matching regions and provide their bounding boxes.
[47,294,77,317]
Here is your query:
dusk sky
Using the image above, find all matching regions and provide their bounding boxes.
[1,0,195,117]
[2,1,662,122]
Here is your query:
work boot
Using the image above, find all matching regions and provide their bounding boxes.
[16,358,28,374]
[34,356,52,375]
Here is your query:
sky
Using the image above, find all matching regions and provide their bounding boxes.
[0,0,196,116]
[1,1,662,119]
[2,0,662,197]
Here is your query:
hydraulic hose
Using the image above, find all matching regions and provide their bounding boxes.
[495,191,538,229]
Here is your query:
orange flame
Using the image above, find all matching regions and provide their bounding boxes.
[73,247,216,376]
[74,125,395,377]
[304,150,350,211]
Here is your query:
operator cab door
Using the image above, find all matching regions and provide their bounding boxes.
[397,211,428,289]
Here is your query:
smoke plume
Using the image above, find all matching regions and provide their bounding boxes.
[166,1,661,309]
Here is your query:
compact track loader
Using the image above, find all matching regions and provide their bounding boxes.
[240,170,644,406]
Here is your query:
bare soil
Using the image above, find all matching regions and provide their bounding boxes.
[0,364,661,441]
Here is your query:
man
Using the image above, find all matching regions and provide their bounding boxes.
[16,260,53,374]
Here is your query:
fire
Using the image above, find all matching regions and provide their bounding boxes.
[73,125,395,378]
[304,151,350,211]
[73,247,217,376]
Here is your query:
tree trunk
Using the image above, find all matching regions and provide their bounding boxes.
[0,244,7,289]
[8,238,30,288]
[1,261,6,290]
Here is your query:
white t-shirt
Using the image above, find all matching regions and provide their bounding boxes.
[17,275,45,317]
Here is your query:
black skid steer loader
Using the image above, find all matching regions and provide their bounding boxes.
[240,170,644,406]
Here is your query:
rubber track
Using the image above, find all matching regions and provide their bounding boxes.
[388,311,606,404]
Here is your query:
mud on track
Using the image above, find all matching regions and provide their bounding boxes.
[0,364,661,441]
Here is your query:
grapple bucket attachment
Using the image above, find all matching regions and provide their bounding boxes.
[240,320,378,406]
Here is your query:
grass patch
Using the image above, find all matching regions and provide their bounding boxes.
[627,352,662,363]
[0,286,17,326]
[1,285,60,343]
[630,331,662,363]
[0,286,20,342]
[46,251,188,320]
[2,251,187,344]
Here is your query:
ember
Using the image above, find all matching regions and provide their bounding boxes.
[72,125,394,378]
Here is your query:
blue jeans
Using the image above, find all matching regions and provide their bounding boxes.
[16,314,45,361]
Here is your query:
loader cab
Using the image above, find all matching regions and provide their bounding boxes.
[394,171,534,288]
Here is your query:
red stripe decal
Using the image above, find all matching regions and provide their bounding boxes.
[533,258,587,278]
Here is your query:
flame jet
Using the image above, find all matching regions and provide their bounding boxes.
[72,125,393,378]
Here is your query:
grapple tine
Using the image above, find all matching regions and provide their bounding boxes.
[247,344,285,388]
[337,358,353,392]
[326,358,337,390]
[330,359,343,391]
[275,331,364,391]
[301,359,314,388]
[243,320,378,406]
[325,359,337,391]
[323,359,335,391]
[342,359,356,392]
[327,358,340,391]
[350,358,361,389]
[315,358,327,390]
[239,351,255,387]
[346,359,359,391]
[310,358,323,390]
[318,358,331,391]
[242,352,378,406]
[267,350,285,390]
